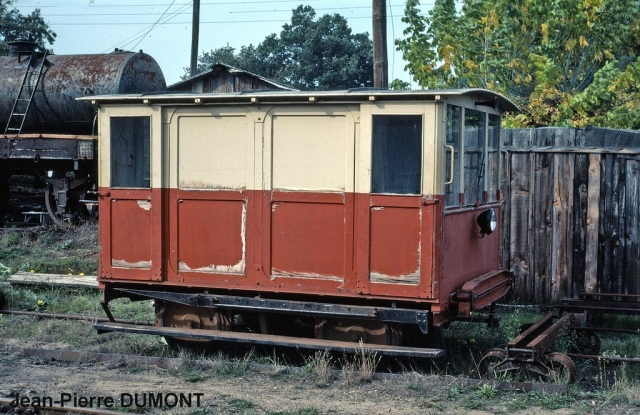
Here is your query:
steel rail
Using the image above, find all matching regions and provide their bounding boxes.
[0,309,153,326]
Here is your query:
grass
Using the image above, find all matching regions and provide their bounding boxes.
[0,223,98,277]
[339,341,380,385]
[303,350,334,386]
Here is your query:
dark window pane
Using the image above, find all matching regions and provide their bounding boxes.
[445,105,462,207]
[371,115,422,194]
[110,117,151,188]
[464,109,485,205]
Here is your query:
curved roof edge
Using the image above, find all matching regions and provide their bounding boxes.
[80,88,519,112]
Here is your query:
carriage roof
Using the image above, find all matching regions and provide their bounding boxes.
[81,88,519,113]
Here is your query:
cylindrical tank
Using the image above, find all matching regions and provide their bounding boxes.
[0,44,166,135]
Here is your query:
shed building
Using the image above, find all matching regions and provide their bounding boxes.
[167,62,295,93]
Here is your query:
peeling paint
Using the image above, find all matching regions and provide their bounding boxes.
[137,201,151,211]
[179,181,245,190]
[179,258,245,274]
[271,269,343,282]
[369,272,420,285]
[112,259,151,269]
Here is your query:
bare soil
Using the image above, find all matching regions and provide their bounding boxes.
[0,338,637,415]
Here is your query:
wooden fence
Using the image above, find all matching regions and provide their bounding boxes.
[500,127,640,303]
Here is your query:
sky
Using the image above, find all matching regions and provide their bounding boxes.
[12,0,432,88]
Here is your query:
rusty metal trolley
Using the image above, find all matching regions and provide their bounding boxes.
[479,292,640,382]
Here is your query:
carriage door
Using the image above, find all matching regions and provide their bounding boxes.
[101,113,162,281]
[362,111,435,298]
[166,108,254,284]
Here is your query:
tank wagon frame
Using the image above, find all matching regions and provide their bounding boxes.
[89,89,516,357]
[0,38,166,224]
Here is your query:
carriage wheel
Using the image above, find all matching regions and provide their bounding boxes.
[45,183,68,225]
[158,301,230,351]
[478,348,507,379]
[545,352,577,384]
[314,317,402,346]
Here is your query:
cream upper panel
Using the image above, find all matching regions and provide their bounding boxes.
[177,114,252,190]
[263,105,358,193]
[100,101,441,195]
[165,106,257,191]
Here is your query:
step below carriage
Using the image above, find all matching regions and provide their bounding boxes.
[89,88,516,360]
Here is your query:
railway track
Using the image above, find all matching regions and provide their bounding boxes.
[0,308,575,393]
[1,344,569,395]
[0,309,153,326]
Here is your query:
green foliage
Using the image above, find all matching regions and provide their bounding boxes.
[559,57,640,129]
[186,6,374,90]
[0,0,56,55]
[475,383,500,399]
[389,78,411,90]
[396,0,640,128]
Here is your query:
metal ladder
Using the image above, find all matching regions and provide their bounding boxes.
[4,51,48,135]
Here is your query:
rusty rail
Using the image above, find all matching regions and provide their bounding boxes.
[0,309,153,326]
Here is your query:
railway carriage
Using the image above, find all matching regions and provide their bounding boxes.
[91,89,517,357]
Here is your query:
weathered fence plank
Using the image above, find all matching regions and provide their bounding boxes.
[624,159,640,295]
[572,153,588,295]
[502,127,640,301]
[508,129,534,300]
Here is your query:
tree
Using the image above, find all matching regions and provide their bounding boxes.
[186,6,374,90]
[0,0,56,55]
[396,0,640,128]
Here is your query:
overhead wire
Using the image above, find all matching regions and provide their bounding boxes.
[129,0,178,52]
[101,1,192,53]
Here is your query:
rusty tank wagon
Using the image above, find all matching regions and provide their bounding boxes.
[0,38,166,224]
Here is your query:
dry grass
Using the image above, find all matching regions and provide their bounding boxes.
[304,350,334,386]
[340,341,380,385]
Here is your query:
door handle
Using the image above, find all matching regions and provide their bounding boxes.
[444,144,455,185]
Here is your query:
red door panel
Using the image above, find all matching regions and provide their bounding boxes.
[177,199,246,274]
[100,188,159,282]
[271,200,346,278]
[369,206,421,281]
[359,195,435,298]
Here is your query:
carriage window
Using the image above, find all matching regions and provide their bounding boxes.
[371,115,422,194]
[487,114,501,201]
[110,116,150,188]
[463,109,485,205]
[445,105,462,207]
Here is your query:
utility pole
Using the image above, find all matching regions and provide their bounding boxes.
[372,0,388,89]
[190,0,200,77]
